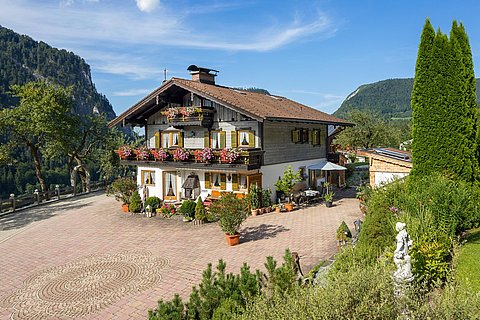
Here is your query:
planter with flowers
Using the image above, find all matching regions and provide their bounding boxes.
[151,148,169,161]
[172,148,190,161]
[274,165,302,211]
[158,203,177,218]
[118,145,134,159]
[161,106,203,121]
[106,177,138,212]
[136,146,151,160]
[219,148,240,164]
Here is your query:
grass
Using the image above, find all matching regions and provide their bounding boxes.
[455,228,480,292]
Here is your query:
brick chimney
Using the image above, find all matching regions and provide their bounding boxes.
[187,65,218,85]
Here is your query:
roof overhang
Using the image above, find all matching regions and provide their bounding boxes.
[265,117,353,127]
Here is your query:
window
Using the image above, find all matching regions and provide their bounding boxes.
[210,130,225,149]
[312,129,323,146]
[291,128,310,144]
[231,174,247,191]
[237,130,255,148]
[161,131,181,148]
[204,172,226,190]
[141,170,156,186]
[163,171,177,200]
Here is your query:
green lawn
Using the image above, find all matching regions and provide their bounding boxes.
[455,228,480,292]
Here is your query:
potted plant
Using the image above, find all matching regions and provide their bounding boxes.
[246,183,261,216]
[179,199,197,222]
[209,193,249,246]
[106,177,137,212]
[274,166,302,211]
[273,204,281,213]
[159,203,177,218]
[324,192,335,208]
[262,188,273,213]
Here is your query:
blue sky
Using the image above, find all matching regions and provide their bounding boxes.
[1,0,480,115]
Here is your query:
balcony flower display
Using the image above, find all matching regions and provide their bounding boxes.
[118,145,133,159]
[151,148,169,161]
[161,106,203,120]
[136,146,151,160]
[219,148,239,163]
[193,148,214,163]
[172,148,190,161]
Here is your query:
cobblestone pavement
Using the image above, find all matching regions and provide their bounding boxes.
[0,190,363,319]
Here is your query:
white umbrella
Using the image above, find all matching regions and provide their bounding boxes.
[307,161,347,189]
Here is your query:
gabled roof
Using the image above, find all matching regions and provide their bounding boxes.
[109,77,352,127]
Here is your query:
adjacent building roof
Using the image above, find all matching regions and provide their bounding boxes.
[109,77,352,127]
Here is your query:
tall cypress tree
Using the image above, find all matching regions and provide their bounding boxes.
[411,19,436,177]
[411,19,480,183]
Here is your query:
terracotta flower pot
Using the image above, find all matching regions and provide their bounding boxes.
[225,233,240,246]
[275,207,281,213]
[251,209,258,216]
[122,204,129,212]
[284,203,294,212]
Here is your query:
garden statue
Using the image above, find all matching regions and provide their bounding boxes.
[393,222,413,283]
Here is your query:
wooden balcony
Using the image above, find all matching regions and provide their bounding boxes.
[120,148,264,171]
[166,107,215,128]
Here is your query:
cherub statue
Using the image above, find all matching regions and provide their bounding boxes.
[393,222,413,282]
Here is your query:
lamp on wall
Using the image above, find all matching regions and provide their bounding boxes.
[227,174,231,181]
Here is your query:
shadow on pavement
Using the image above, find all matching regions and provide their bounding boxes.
[240,224,289,243]
[0,203,90,231]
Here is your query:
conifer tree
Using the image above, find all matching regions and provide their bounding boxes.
[411,19,480,182]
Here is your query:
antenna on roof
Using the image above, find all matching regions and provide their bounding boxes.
[163,68,168,81]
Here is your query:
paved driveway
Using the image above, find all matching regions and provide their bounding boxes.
[0,191,362,319]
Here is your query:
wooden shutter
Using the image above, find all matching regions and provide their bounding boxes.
[231,131,238,148]
[291,129,300,143]
[220,131,226,148]
[308,129,313,145]
[204,172,211,188]
[231,174,239,191]
[248,131,255,147]
[220,174,226,190]
[204,130,210,147]
[154,131,161,149]
[177,132,183,148]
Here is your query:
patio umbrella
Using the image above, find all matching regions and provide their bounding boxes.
[307,161,347,188]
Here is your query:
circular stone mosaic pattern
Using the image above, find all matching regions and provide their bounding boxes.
[0,250,169,319]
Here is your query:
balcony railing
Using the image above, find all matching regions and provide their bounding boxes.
[118,147,264,170]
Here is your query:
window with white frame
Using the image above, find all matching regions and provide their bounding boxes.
[210,131,222,149]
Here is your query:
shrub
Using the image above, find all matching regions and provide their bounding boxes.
[246,183,261,210]
[145,196,162,211]
[336,221,352,242]
[411,237,452,287]
[261,188,272,207]
[195,197,207,222]
[106,177,137,204]
[129,190,142,213]
[179,200,196,219]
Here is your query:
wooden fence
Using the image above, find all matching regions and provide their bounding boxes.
[0,180,109,214]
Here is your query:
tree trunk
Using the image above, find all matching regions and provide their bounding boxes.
[28,143,48,195]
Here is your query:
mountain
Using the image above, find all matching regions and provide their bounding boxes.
[334,78,480,119]
[0,25,116,119]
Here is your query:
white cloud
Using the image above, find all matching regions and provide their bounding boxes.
[60,0,99,7]
[135,0,159,12]
[111,88,154,96]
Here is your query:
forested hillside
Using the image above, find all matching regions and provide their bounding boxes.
[0,25,120,198]
[334,78,480,119]
[0,25,116,118]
